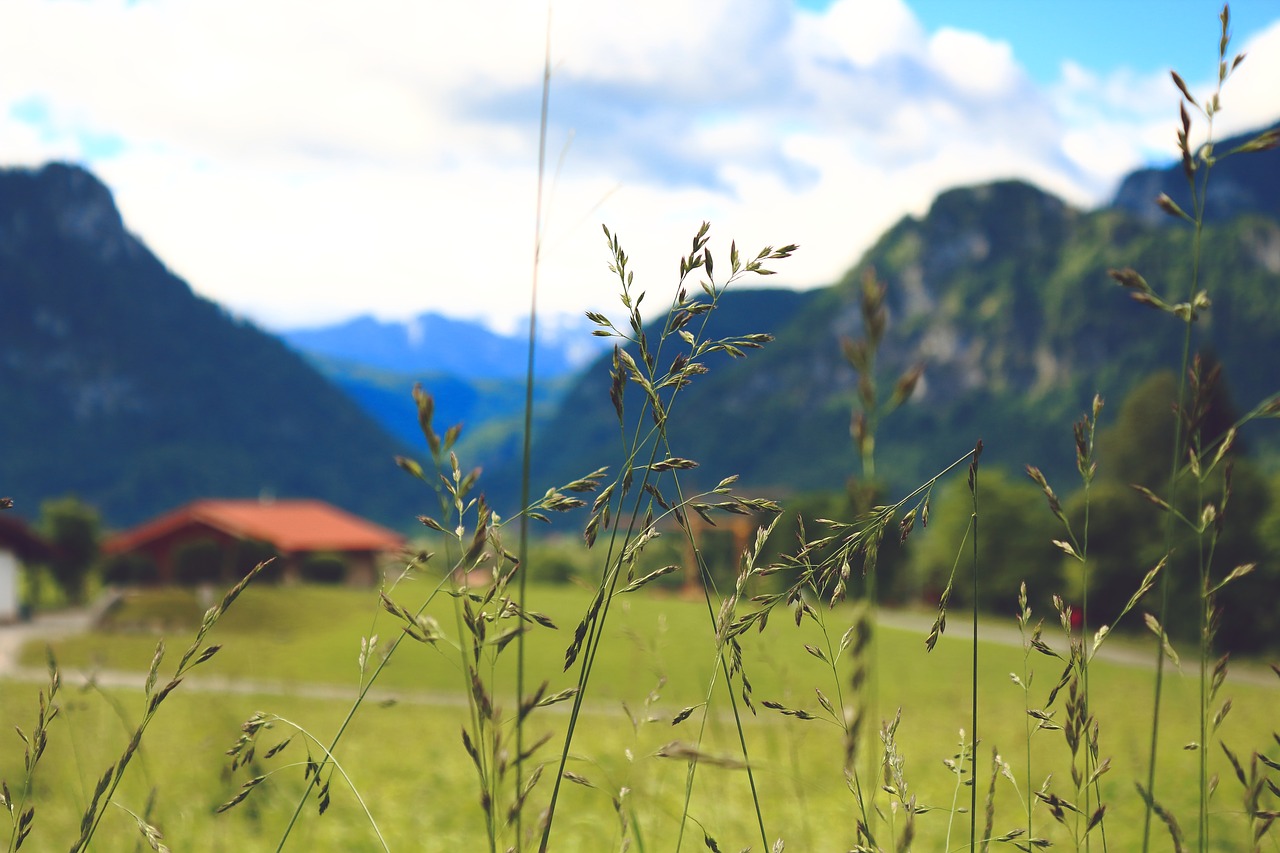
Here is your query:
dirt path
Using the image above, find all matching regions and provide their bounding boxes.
[875,606,1279,688]
[2,599,1275,698]
[0,607,98,673]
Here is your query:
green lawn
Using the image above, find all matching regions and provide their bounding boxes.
[4,582,1277,850]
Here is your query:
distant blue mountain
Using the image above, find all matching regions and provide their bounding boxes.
[1110,120,1280,225]
[281,312,602,381]
[303,354,573,470]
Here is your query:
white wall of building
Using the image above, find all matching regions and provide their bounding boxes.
[0,549,19,622]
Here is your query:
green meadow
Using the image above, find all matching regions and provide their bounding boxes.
[5,583,1276,850]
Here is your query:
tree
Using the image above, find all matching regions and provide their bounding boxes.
[39,496,101,605]
[1082,363,1273,651]
[909,468,1061,617]
[1098,356,1241,489]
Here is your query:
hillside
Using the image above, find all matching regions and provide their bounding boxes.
[483,287,821,508]
[283,313,595,475]
[5,135,1277,533]
[303,354,573,467]
[1112,120,1280,226]
[499,171,1280,511]
[0,163,425,530]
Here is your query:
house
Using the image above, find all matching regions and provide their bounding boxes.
[0,513,56,622]
[103,499,407,586]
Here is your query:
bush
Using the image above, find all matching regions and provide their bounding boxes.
[101,552,158,586]
[522,536,587,584]
[300,553,347,584]
[172,538,224,586]
[38,495,101,604]
[235,539,282,584]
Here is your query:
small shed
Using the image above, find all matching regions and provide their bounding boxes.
[0,513,56,622]
[103,499,406,586]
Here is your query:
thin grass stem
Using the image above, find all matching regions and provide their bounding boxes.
[513,11,553,850]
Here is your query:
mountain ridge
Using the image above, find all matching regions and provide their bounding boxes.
[282,311,605,381]
[0,163,425,530]
[1111,120,1280,226]
[493,157,1280,509]
[4,124,1278,529]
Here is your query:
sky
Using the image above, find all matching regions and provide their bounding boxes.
[3,0,1279,333]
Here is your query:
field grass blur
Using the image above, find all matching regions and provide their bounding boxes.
[4,582,1275,850]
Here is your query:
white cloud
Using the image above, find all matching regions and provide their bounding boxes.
[812,0,923,68]
[927,28,1020,99]
[1208,19,1280,138]
[1046,18,1280,201]
[1,0,1277,332]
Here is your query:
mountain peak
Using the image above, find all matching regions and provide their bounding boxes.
[0,161,421,527]
[0,162,139,264]
[1110,120,1280,225]
[921,179,1074,265]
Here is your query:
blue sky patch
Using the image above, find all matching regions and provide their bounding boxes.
[795,0,1278,86]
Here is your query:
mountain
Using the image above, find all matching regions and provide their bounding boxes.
[283,311,603,473]
[0,163,426,530]
[282,312,603,381]
[483,287,822,506]
[499,165,1280,511]
[306,354,573,467]
[1111,120,1280,226]
[6,127,1278,533]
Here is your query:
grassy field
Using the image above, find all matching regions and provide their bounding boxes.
[3,582,1277,851]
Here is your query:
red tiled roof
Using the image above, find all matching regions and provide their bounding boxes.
[105,499,405,556]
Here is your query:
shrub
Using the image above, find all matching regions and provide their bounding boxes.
[300,552,347,584]
[171,537,224,586]
[38,495,101,604]
[235,538,281,583]
[100,552,158,586]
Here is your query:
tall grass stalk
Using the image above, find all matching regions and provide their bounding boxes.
[515,11,553,849]
[268,437,462,851]
[670,516,775,853]
[223,712,389,851]
[841,267,925,836]
[1119,8,1280,848]
[69,558,266,852]
[969,442,982,852]
[1013,582,1040,848]
[1029,398,1110,850]
[739,445,975,849]
[538,225,794,851]
[2,650,58,852]
[265,407,584,851]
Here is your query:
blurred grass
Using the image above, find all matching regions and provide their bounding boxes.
[6,582,1277,849]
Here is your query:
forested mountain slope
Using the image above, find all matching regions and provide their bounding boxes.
[502,170,1280,510]
[0,164,423,529]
